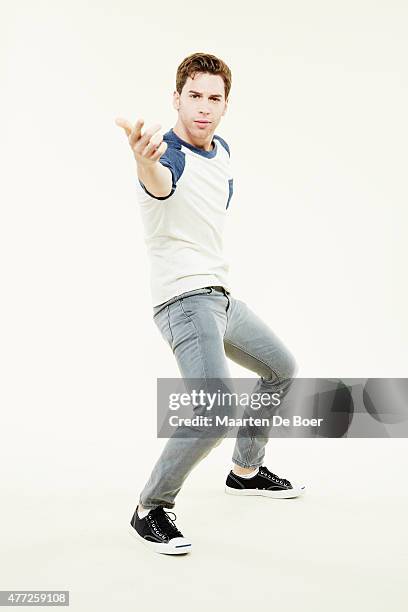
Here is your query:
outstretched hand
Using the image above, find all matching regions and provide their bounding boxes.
[115,118,168,166]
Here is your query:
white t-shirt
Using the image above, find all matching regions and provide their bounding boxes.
[136,128,234,306]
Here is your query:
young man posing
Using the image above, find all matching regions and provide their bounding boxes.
[116,53,305,555]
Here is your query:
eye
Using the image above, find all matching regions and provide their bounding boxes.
[190,94,199,98]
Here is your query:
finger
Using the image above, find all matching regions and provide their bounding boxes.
[150,140,168,162]
[150,129,163,146]
[129,118,145,146]
[135,123,162,151]
[115,117,133,137]
[142,131,164,157]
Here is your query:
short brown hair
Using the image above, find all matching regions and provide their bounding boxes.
[176,52,232,100]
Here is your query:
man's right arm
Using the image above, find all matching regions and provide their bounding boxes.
[115,117,172,198]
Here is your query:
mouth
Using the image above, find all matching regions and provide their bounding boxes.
[194,120,211,125]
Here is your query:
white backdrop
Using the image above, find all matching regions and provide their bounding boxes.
[1,1,407,609]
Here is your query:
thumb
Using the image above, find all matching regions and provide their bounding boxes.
[115,117,132,137]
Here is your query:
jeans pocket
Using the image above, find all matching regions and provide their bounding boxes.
[180,287,213,299]
[153,288,213,319]
[180,286,219,315]
[153,301,172,319]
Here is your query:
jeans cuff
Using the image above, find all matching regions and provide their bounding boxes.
[231,458,263,469]
[139,499,175,510]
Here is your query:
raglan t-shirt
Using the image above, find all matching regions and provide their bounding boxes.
[135,128,234,307]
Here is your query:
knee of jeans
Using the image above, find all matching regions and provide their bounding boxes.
[287,353,299,379]
[277,350,298,381]
[263,352,298,385]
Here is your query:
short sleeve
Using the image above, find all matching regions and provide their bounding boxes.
[139,143,186,201]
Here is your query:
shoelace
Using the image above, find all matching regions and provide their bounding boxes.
[148,507,183,541]
[259,467,291,487]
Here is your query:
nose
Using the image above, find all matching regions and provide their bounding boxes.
[198,105,211,116]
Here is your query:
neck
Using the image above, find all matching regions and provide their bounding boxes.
[172,121,214,151]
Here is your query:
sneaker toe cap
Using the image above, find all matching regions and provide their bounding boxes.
[291,481,306,493]
[168,536,192,550]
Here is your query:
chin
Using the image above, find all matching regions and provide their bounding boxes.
[192,124,213,137]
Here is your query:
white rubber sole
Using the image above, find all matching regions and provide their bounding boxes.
[225,484,306,499]
[128,524,192,555]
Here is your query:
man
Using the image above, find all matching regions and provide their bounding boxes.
[116,52,305,556]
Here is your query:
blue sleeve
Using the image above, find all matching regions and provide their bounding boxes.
[213,134,230,157]
[139,145,185,200]
[213,135,233,209]
[226,178,233,209]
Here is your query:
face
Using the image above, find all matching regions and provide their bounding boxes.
[173,72,228,142]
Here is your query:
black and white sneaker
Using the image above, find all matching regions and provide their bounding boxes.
[129,505,192,555]
[225,466,306,498]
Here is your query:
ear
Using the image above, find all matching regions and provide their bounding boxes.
[173,90,180,111]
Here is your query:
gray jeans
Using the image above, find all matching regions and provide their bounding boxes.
[139,286,298,510]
